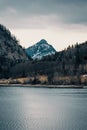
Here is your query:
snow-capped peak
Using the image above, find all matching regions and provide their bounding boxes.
[26,39,56,59]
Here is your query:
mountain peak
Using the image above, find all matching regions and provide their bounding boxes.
[38,39,47,44]
[26,40,56,59]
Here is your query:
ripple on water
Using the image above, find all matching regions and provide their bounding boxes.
[0,87,87,130]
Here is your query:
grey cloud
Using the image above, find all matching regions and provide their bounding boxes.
[0,0,87,28]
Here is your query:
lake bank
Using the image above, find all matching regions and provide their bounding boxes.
[0,76,87,88]
[0,83,85,88]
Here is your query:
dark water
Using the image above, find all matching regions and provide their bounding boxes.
[0,87,87,130]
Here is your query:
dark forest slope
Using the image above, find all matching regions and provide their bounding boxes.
[10,41,87,84]
[0,24,31,78]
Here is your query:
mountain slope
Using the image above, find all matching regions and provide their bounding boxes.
[26,39,56,59]
[0,24,29,61]
[0,24,30,78]
[10,41,87,84]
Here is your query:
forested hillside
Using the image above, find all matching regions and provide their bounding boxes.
[10,41,87,84]
[0,24,31,78]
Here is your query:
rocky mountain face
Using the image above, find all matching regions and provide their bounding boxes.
[26,39,56,59]
[0,24,29,78]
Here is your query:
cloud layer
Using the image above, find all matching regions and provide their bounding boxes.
[0,0,87,51]
[0,0,87,28]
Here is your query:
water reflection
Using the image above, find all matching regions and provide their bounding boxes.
[0,87,87,130]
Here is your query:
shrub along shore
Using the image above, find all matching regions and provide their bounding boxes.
[0,75,87,88]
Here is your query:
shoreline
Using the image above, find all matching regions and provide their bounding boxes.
[0,84,85,88]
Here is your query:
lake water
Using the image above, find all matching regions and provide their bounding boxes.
[0,87,87,130]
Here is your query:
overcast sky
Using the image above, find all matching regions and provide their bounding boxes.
[0,0,87,51]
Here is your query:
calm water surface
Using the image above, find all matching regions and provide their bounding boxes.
[0,87,87,130]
